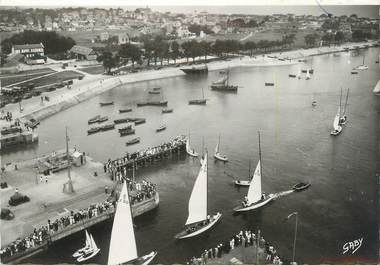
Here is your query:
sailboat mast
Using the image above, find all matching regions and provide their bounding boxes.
[206,151,208,215]
[132,160,135,183]
[202,87,204,100]
[66,127,71,182]
[258,131,262,179]
[248,160,251,177]
[218,134,221,152]
[343,88,349,116]
[339,88,343,118]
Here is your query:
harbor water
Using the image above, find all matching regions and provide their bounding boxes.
[3,48,379,264]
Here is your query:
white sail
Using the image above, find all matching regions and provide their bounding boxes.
[214,143,219,154]
[373,80,380,94]
[212,76,227,85]
[185,154,208,225]
[186,139,190,151]
[247,160,262,204]
[90,234,98,250]
[85,230,91,248]
[306,70,310,79]
[333,107,341,130]
[108,181,138,265]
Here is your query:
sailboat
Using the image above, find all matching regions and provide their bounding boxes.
[214,134,228,162]
[354,55,368,70]
[189,87,207,105]
[174,152,222,239]
[305,69,311,80]
[77,234,101,262]
[72,230,91,258]
[186,133,199,157]
[330,89,344,136]
[107,181,157,265]
[339,88,349,125]
[297,69,302,79]
[373,80,380,95]
[234,160,252,187]
[210,68,238,92]
[233,132,275,212]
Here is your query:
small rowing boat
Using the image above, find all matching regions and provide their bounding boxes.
[148,91,160,94]
[126,137,140,145]
[100,124,115,131]
[162,108,173,113]
[88,115,100,124]
[119,108,132,113]
[134,118,146,125]
[156,125,166,132]
[87,127,100,135]
[97,116,108,123]
[292,182,311,192]
[99,101,114,106]
[120,129,135,136]
[265,82,274,86]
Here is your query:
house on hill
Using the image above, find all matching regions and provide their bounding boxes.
[11,43,44,58]
[69,45,97,60]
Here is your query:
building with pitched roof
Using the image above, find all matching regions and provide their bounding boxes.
[69,45,97,60]
[11,43,44,57]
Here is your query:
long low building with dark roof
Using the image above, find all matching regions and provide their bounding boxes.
[11,43,44,58]
[69,45,97,60]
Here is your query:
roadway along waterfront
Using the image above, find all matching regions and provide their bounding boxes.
[2,47,379,264]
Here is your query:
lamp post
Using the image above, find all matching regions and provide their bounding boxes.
[287,212,298,265]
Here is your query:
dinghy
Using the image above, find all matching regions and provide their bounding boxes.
[189,88,207,105]
[175,152,222,239]
[107,181,157,265]
[126,137,140,145]
[233,132,275,212]
[214,134,228,162]
[156,125,166,132]
[77,234,100,262]
[72,230,91,258]
[354,55,369,70]
[234,161,252,187]
[292,182,311,192]
[186,134,199,157]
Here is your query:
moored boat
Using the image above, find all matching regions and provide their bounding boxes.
[87,127,100,134]
[180,64,208,74]
[120,128,135,136]
[100,124,115,131]
[189,87,207,105]
[174,152,222,239]
[126,137,140,145]
[148,91,160,94]
[234,161,252,187]
[156,125,166,132]
[351,70,358,74]
[210,69,238,92]
[88,115,100,124]
[114,118,131,124]
[119,108,132,113]
[137,100,168,107]
[162,108,173,113]
[99,101,114,106]
[288,74,296,78]
[265,82,274,86]
[134,118,146,125]
[97,116,108,123]
[214,134,228,162]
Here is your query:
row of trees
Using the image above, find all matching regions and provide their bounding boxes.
[98,33,297,73]
[1,30,76,55]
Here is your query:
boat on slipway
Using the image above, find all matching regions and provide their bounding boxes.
[107,181,157,265]
[174,152,222,239]
[233,132,275,212]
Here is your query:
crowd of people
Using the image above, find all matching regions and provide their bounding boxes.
[128,180,157,205]
[188,230,283,265]
[1,111,13,122]
[104,135,187,181]
[0,200,115,260]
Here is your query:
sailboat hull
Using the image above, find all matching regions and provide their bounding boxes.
[175,212,222,239]
[187,150,199,157]
[76,248,100,262]
[330,126,343,136]
[123,251,157,265]
[233,194,275,212]
[234,180,251,186]
[214,153,228,162]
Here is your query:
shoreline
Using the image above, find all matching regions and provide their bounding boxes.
[1,40,376,124]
